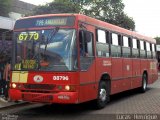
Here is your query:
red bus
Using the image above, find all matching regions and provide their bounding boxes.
[9,14,158,109]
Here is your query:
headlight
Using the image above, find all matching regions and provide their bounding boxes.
[65,85,70,91]
[12,83,17,88]
[64,85,76,91]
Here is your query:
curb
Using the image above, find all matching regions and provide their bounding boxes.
[0,98,9,103]
[0,99,28,110]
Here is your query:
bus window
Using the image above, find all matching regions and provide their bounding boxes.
[97,29,106,43]
[133,38,137,49]
[132,38,139,58]
[79,30,94,71]
[96,29,109,57]
[123,36,129,47]
[79,30,94,56]
[122,36,131,58]
[152,43,155,52]
[140,40,144,50]
[140,40,146,58]
[112,33,119,46]
[110,33,121,57]
[152,43,156,58]
[146,42,151,58]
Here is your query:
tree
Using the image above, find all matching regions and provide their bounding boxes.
[30,0,80,15]
[154,37,160,44]
[0,0,11,17]
[154,37,160,41]
[81,0,135,30]
[29,0,135,30]
[114,13,135,30]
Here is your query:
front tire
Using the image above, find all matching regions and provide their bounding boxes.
[94,81,110,109]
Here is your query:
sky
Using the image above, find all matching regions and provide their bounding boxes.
[123,0,160,37]
[20,0,160,37]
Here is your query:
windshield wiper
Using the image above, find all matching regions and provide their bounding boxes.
[44,27,59,55]
[29,27,59,70]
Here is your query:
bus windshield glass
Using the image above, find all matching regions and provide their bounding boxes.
[13,29,77,71]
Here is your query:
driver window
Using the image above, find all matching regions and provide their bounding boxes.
[79,30,94,71]
[79,30,94,57]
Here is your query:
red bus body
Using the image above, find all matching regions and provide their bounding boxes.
[9,14,158,105]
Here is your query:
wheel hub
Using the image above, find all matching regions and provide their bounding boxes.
[99,88,107,101]
[143,78,147,90]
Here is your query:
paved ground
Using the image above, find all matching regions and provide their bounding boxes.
[92,80,160,114]
[0,76,160,120]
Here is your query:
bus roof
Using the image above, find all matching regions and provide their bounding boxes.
[19,14,156,44]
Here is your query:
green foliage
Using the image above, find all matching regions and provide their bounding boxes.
[154,37,160,41]
[82,0,135,30]
[0,0,11,17]
[29,0,135,30]
[30,1,80,15]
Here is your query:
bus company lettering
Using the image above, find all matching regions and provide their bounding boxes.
[103,60,112,66]
[150,62,156,69]
[53,76,69,81]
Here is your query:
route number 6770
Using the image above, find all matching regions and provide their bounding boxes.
[53,76,69,81]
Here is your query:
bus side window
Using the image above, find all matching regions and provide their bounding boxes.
[146,42,151,58]
[122,36,131,58]
[79,30,94,71]
[152,44,156,58]
[132,38,139,58]
[96,29,109,57]
[79,30,94,57]
[140,40,146,58]
[110,33,121,57]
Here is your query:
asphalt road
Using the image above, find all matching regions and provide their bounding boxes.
[1,78,160,120]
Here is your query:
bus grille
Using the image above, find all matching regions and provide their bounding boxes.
[22,94,53,102]
[23,84,55,90]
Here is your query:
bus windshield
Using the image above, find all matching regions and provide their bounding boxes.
[13,28,77,71]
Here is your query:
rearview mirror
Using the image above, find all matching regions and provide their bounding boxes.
[79,30,92,43]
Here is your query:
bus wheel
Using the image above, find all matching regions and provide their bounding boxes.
[140,73,147,93]
[94,81,110,109]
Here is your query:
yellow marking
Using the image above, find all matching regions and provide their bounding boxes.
[19,71,28,83]
[18,32,40,41]
[12,71,20,83]
[15,63,21,70]
[11,71,28,83]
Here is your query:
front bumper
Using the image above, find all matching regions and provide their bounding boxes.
[9,89,79,104]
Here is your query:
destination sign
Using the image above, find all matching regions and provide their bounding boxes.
[14,16,75,29]
[36,18,67,27]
